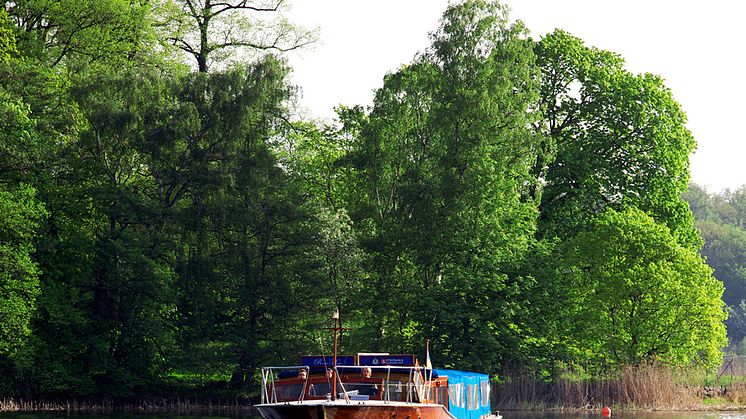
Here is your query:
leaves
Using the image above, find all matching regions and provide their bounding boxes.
[0,184,46,356]
[0,0,730,399]
[550,208,726,368]
[536,30,698,249]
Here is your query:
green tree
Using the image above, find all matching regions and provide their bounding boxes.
[4,0,153,66]
[684,184,746,342]
[0,8,16,62]
[156,59,330,391]
[716,187,746,229]
[535,30,698,248]
[13,64,185,397]
[274,121,366,316]
[552,208,726,369]
[345,0,541,371]
[0,10,52,393]
[157,0,316,72]
[697,220,746,308]
[684,183,714,221]
[0,185,46,357]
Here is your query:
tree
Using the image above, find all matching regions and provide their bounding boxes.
[0,9,16,63]
[684,184,746,342]
[4,0,152,66]
[274,121,366,314]
[150,59,331,391]
[717,187,746,229]
[11,64,187,397]
[696,220,746,308]
[535,30,698,248]
[0,185,46,357]
[344,0,542,371]
[552,208,726,369]
[684,183,714,221]
[157,0,316,72]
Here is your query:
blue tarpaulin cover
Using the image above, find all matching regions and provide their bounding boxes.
[433,369,491,419]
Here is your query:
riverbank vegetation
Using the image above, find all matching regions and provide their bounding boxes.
[0,0,739,409]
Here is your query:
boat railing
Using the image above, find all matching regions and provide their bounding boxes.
[260,365,434,405]
[261,365,356,404]
[260,365,311,404]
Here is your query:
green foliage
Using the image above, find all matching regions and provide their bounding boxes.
[6,0,152,66]
[0,57,83,178]
[685,184,746,344]
[0,185,46,356]
[0,0,727,400]
[550,208,726,369]
[535,30,698,248]
[0,9,17,63]
[697,221,746,308]
[343,0,542,372]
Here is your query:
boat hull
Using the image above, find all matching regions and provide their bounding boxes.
[255,402,454,419]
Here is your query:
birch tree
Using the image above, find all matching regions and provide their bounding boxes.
[159,0,316,72]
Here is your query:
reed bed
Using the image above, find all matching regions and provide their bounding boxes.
[494,365,703,411]
[0,397,257,414]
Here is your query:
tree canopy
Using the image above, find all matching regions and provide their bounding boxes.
[550,208,726,368]
[0,0,729,400]
[535,30,698,248]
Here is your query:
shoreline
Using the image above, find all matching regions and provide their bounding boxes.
[0,398,259,414]
[3,399,746,414]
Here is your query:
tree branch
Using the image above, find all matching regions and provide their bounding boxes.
[208,0,284,19]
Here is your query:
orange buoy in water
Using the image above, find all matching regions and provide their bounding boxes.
[602,406,612,417]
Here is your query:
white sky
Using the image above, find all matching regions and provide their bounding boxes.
[285,0,746,192]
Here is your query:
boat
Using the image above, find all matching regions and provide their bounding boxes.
[254,311,502,419]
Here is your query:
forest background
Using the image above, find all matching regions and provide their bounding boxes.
[0,0,743,401]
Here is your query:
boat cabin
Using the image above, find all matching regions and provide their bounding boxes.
[261,353,492,419]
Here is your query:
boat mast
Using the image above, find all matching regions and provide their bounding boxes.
[332,308,339,400]
[323,308,349,401]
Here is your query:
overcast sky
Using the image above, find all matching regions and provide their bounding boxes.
[285,0,745,192]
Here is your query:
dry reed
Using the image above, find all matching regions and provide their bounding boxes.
[494,365,702,411]
[0,397,258,414]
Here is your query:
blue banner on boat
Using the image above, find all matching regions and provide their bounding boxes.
[300,355,356,367]
[358,354,415,366]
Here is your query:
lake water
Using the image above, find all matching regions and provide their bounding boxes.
[2,412,746,419]
[0,414,262,419]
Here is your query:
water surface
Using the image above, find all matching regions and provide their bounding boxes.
[3,411,746,419]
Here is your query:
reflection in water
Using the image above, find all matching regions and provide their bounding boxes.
[3,411,746,419]
[0,414,262,419]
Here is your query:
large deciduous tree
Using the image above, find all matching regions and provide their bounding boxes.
[534,30,698,248]
[685,184,746,343]
[552,208,726,369]
[345,0,542,371]
[158,0,316,72]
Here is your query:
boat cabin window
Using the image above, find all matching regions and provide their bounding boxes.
[467,384,479,410]
[449,382,464,408]
[309,381,332,397]
[383,379,403,401]
[271,377,338,401]
[480,380,490,406]
[272,380,305,401]
[435,382,449,407]
[339,377,383,399]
